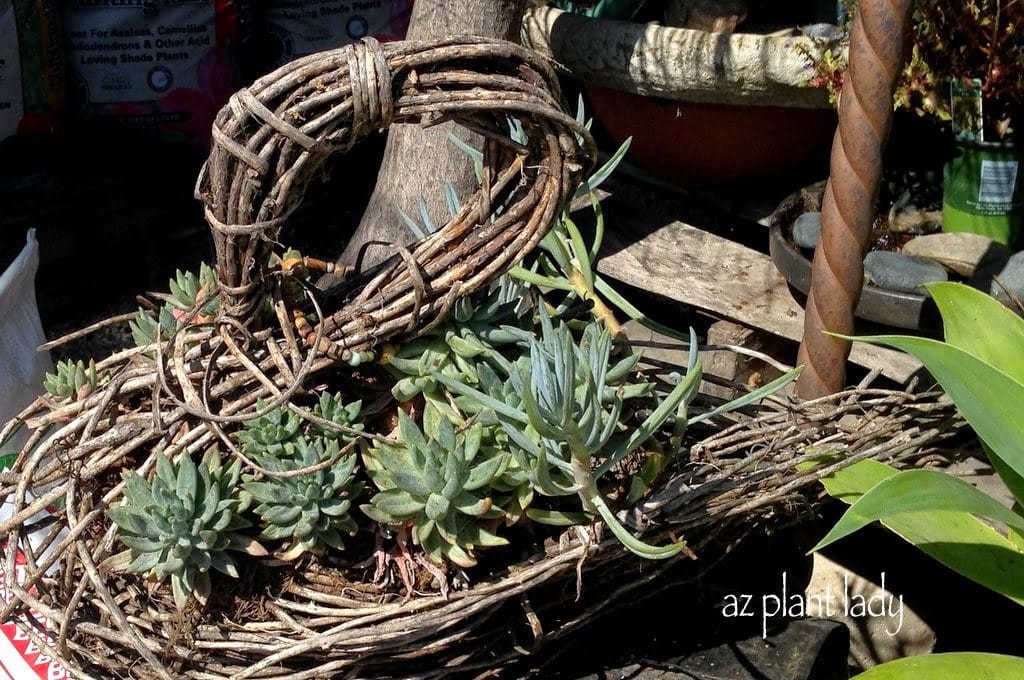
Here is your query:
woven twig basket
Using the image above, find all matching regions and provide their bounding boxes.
[0,37,962,680]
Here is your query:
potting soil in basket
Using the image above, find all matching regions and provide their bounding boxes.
[64,0,241,147]
[248,0,412,74]
[0,1,65,141]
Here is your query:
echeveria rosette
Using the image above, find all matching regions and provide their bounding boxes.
[241,437,363,560]
[361,411,509,568]
[385,290,531,403]
[103,450,263,608]
[235,404,303,455]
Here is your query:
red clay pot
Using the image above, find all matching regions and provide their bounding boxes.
[586,84,837,186]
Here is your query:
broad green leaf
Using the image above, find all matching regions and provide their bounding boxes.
[926,281,1024,382]
[813,468,1024,550]
[986,442,1024,510]
[850,334,1024,491]
[810,458,1024,606]
[852,652,1024,679]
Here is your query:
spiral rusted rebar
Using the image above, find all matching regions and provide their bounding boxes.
[796,0,913,398]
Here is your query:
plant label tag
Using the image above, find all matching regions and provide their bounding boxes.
[951,79,984,142]
[978,160,1019,208]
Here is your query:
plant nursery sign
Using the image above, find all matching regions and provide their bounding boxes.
[65,0,241,145]
[252,0,413,71]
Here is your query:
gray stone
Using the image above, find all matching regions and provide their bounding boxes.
[793,211,822,249]
[902,232,1010,277]
[801,23,845,41]
[991,251,1024,309]
[864,251,948,294]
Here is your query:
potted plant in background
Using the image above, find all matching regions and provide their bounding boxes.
[805,0,1023,244]
[911,1,1024,246]
[768,0,1024,322]
[526,0,843,186]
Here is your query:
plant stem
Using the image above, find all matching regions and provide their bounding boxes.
[567,269,622,338]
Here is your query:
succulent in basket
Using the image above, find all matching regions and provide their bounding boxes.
[241,437,363,560]
[438,309,699,559]
[235,404,303,455]
[362,411,509,568]
[130,263,219,347]
[43,358,106,403]
[235,393,363,452]
[311,391,364,442]
[383,283,532,403]
[102,449,264,608]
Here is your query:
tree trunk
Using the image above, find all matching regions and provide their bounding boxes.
[336,0,529,272]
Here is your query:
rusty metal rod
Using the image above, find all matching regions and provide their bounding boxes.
[796,0,913,399]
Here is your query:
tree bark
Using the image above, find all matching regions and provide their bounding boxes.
[337,0,529,272]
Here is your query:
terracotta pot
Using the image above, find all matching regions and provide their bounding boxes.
[586,84,837,186]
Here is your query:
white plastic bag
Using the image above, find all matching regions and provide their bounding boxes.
[0,229,66,679]
[0,229,51,452]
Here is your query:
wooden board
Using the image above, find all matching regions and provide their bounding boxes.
[597,217,925,384]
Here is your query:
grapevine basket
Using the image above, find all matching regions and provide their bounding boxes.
[0,37,963,679]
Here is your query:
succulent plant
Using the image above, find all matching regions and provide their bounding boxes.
[43,359,105,403]
[311,392,363,442]
[362,411,509,567]
[437,310,697,559]
[235,404,303,455]
[131,263,219,347]
[241,437,362,560]
[384,285,531,403]
[102,449,261,607]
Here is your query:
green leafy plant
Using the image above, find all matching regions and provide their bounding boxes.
[851,653,1024,679]
[130,263,219,347]
[804,1,1023,137]
[102,449,262,607]
[242,437,362,560]
[43,359,107,403]
[383,284,531,404]
[439,309,695,559]
[813,282,1024,607]
[362,412,508,567]
[440,304,800,558]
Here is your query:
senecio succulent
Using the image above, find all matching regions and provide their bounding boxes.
[362,411,509,568]
[242,437,362,560]
[43,358,105,402]
[103,449,261,607]
[438,309,696,560]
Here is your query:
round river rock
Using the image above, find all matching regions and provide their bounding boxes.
[864,251,948,294]
[793,211,822,249]
[991,251,1024,309]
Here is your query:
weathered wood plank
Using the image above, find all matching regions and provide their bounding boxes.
[598,218,924,384]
